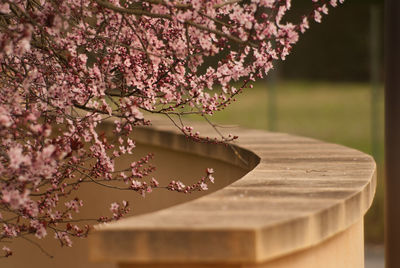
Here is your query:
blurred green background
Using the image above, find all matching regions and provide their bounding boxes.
[194,1,385,244]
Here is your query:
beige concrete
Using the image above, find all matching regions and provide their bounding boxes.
[117,219,364,268]
[89,117,376,266]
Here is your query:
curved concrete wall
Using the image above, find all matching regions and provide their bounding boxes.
[2,129,251,268]
[90,118,376,268]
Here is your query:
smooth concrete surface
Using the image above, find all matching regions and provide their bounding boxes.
[118,219,364,268]
[89,117,376,266]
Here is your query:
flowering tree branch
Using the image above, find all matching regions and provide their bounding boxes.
[0,0,343,257]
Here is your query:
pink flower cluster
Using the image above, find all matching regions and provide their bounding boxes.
[167,168,215,193]
[0,0,343,257]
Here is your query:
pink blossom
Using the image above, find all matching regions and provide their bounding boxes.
[200,182,208,191]
[2,190,30,210]
[30,220,47,239]
[2,246,12,257]
[314,10,322,23]
[54,232,72,247]
[3,224,18,237]
[8,147,31,170]
[0,3,10,13]
[150,178,159,188]
[330,0,338,7]
[110,202,119,213]
[0,0,343,253]
[300,17,310,33]
[320,5,329,15]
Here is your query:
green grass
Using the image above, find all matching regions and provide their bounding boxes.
[191,80,385,244]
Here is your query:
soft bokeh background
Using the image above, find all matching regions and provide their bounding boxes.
[192,0,385,246]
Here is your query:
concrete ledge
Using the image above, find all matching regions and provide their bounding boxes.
[89,118,376,267]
